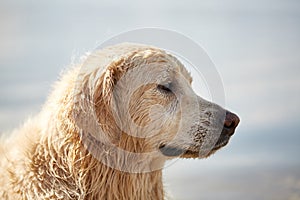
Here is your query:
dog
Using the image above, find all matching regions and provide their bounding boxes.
[0,43,239,199]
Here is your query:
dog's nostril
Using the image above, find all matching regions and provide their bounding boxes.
[224,111,240,129]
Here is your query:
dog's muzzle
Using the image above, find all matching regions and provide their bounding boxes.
[159,110,240,157]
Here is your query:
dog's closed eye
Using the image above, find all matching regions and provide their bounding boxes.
[157,83,172,94]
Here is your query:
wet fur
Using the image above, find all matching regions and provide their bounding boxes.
[0,43,226,199]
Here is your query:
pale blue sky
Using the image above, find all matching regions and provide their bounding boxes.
[1,1,300,199]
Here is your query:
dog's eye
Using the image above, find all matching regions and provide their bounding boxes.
[157,83,172,93]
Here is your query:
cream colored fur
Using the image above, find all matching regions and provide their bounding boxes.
[0,43,229,199]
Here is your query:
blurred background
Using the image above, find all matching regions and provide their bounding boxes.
[1,0,300,199]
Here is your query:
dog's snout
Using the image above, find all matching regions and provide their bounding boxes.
[224,111,240,135]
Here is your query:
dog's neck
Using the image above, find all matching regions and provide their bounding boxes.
[17,110,165,200]
[83,155,165,199]
[29,127,165,199]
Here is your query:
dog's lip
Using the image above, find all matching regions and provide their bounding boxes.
[159,144,185,157]
[159,144,200,158]
[211,137,229,151]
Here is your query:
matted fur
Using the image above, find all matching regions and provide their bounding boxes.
[0,43,238,199]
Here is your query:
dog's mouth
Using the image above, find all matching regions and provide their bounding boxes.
[159,144,185,157]
[159,134,230,158]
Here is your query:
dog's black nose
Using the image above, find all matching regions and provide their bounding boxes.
[223,111,240,135]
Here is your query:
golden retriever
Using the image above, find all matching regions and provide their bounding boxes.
[0,43,239,199]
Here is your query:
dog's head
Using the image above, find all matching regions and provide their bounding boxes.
[73,43,239,167]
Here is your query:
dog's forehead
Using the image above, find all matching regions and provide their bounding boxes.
[144,54,192,86]
[111,43,192,84]
[158,55,192,85]
[136,48,192,84]
[82,43,192,85]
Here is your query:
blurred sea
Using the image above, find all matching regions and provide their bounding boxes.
[1,0,300,199]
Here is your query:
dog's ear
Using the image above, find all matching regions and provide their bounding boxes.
[71,58,130,156]
[92,58,128,143]
[74,47,150,148]
[96,59,126,104]
[94,58,127,107]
